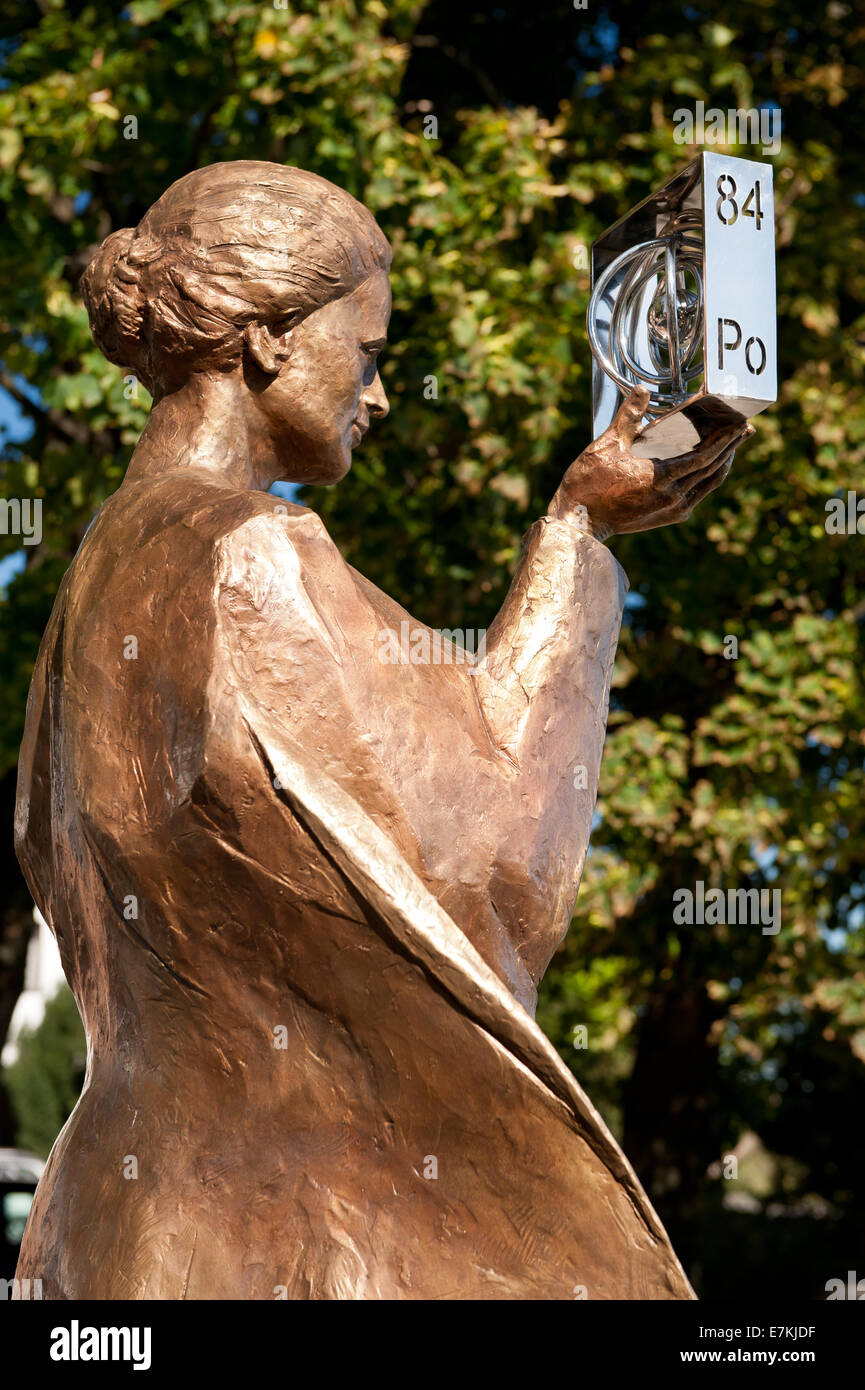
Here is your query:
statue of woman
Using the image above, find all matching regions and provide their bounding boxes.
[15,161,747,1300]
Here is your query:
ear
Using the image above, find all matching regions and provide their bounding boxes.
[244,321,295,376]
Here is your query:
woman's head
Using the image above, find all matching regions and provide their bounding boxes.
[81,161,392,482]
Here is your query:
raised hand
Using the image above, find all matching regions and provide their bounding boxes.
[548,386,754,540]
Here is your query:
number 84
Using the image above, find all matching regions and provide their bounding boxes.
[716,173,763,229]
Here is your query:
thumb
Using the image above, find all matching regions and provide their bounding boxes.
[609,385,651,447]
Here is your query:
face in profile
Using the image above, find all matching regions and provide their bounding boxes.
[248,268,392,487]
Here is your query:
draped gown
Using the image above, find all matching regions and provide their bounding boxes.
[14,471,694,1299]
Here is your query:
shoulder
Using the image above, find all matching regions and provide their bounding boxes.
[212,493,333,567]
[106,474,334,553]
[210,494,346,614]
[107,478,342,600]
[88,476,360,645]
[205,494,374,666]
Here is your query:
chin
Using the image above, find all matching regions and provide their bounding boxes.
[277,441,352,487]
[309,450,352,486]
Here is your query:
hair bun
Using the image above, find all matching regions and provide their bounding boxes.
[80,226,149,384]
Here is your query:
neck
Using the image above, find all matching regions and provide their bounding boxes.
[123,373,279,492]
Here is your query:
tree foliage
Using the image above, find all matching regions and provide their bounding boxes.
[5,983,87,1157]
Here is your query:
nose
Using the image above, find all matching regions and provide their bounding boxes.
[364,368,389,421]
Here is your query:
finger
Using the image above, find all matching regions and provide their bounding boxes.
[614,444,738,534]
[678,438,740,490]
[682,451,735,509]
[609,385,651,447]
[672,425,746,476]
[647,444,736,525]
[657,425,749,483]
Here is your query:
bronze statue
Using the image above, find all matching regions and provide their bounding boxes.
[14,161,750,1299]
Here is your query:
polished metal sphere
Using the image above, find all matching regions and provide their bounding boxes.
[587,225,705,417]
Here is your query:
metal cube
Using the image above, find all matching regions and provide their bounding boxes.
[588,151,777,459]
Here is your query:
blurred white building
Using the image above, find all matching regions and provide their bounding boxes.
[1,909,66,1068]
